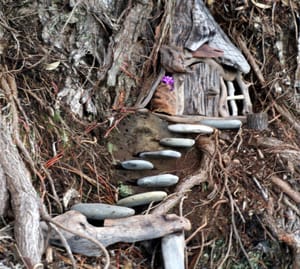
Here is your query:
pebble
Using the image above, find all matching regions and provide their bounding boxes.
[138,150,181,158]
[137,174,179,187]
[71,203,135,220]
[120,160,154,170]
[160,138,195,148]
[199,119,242,129]
[117,191,167,207]
[168,124,214,134]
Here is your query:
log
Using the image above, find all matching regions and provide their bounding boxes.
[44,211,191,257]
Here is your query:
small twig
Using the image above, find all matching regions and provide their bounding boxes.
[179,196,187,217]
[48,223,77,268]
[225,173,254,269]
[41,210,111,269]
[237,36,266,86]
[273,102,300,135]
[41,166,63,213]
[217,226,233,269]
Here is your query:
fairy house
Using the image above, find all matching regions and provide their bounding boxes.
[150,0,252,117]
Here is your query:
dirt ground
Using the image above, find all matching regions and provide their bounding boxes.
[1,0,300,268]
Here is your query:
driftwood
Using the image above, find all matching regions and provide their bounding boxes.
[43,210,191,257]
[0,117,43,267]
[151,136,215,215]
[162,232,185,269]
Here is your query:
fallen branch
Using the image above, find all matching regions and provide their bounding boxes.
[43,211,191,257]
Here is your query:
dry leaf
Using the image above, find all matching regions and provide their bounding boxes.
[45,61,60,70]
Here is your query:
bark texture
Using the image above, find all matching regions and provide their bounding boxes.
[0,120,43,267]
[0,164,9,216]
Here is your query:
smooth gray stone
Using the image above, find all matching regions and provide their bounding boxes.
[160,138,195,148]
[162,233,185,269]
[199,119,242,129]
[138,150,181,158]
[117,191,167,207]
[137,174,179,187]
[71,203,135,220]
[168,124,214,134]
[120,160,154,170]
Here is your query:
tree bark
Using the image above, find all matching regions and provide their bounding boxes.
[0,119,43,267]
[0,164,9,216]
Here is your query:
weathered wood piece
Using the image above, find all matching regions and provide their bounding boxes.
[183,62,220,116]
[247,112,268,130]
[0,117,43,267]
[162,232,185,269]
[44,211,191,256]
[152,112,247,124]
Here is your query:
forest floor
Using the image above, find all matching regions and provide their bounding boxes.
[1,1,300,268]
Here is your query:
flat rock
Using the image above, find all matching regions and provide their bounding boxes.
[117,191,167,207]
[199,119,242,129]
[137,174,179,187]
[168,124,214,134]
[120,160,154,170]
[160,138,195,147]
[71,203,135,220]
[138,150,181,158]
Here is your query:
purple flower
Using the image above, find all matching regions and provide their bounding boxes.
[161,75,174,91]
